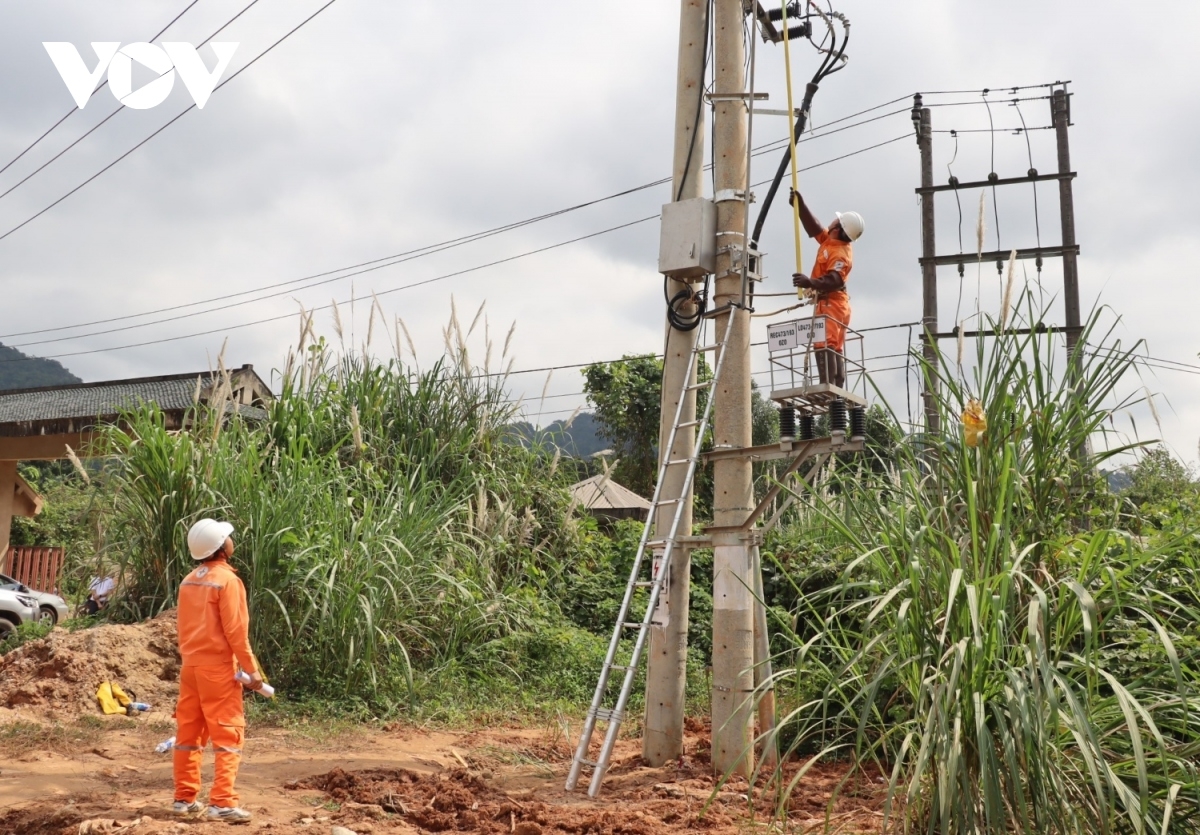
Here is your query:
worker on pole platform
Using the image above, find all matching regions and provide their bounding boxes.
[171,518,264,823]
[789,189,864,389]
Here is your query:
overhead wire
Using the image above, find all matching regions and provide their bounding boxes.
[1,98,914,343]
[3,126,914,353]
[981,90,1001,254]
[0,0,206,180]
[0,215,658,365]
[947,129,966,330]
[1012,98,1044,285]
[0,0,265,204]
[0,0,341,245]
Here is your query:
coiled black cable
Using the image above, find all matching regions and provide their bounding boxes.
[665,275,709,332]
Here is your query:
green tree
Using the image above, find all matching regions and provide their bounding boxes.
[1122,444,1196,507]
[581,354,777,502]
[581,354,665,498]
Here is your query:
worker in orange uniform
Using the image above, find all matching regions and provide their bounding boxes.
[789,189,864,389]
[171,518,264,822]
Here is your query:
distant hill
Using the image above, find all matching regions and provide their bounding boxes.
[0,343,82,390]
[508,411,608,459]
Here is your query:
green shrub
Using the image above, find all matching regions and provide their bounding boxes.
[766,302,1200,833]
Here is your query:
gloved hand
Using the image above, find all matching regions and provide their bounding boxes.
[788,188,801,207]
[792,273,812,289]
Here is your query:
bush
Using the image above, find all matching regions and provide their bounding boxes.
[766,302,1200,833]
[103,328,592,710]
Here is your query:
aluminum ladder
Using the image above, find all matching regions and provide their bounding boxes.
[564,321,731,796]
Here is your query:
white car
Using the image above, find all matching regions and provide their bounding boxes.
[0,588,39,640]
[0,574,69,626]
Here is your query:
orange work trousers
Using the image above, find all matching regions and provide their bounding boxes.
[815,296,851,353]
[173,664,246,808]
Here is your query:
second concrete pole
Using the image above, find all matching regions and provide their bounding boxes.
[709,0,754,780]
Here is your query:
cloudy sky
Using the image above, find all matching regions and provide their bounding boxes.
[0,1,1196,463]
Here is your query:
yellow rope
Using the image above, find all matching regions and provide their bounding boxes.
[780,0,804,298]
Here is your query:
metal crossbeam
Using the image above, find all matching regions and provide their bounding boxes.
[919,244,1079,268]
[915,170,1075,194]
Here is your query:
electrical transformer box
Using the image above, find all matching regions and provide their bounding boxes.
[657,197,716,279]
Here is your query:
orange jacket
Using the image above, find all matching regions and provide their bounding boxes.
[177,558,257,673]
[811,228,853,307]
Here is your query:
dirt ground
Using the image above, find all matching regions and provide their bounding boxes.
[0,711,887,835]
[0,618,886,834]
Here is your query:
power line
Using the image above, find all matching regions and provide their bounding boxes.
[0,0,264,205]
[0,215,658,365]
[919,81,1068,96]
[0,104,915,343]
[0,0,206,180]
[0,0,341,245]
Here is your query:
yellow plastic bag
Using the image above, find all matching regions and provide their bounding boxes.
[962,399,987,448]
[95,681,132,715]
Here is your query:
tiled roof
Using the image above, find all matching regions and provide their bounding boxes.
[569,475,651,512]
[0,371,257,425]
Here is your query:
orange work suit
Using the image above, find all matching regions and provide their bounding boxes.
[173,557,258,809]
[810,227,853,352]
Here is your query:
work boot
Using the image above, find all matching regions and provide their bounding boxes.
[171,800,203,816]
[207,806,252,822]
[816,349,838,387]
[832,352,847,389]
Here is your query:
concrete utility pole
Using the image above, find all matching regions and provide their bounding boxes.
[709,0,755,779]
[643,0,708,768]
[1052,88,1081,361]
[915,98,940,436]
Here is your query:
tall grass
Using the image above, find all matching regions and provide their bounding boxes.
[104,328,588,707]
[768,300,1200,833]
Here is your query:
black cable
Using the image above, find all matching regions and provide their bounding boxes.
[665,275,709,332]
[675,0,711,202]
[0,1,264,205]
[0,0,337,246]
[748,8,849,255]
[0,0,205,181]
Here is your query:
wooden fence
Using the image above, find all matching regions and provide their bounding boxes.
[3,546,65,593]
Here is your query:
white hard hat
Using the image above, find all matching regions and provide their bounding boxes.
[187,518,234,560]
[835,211,865,241]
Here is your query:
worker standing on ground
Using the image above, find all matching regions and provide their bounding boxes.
[172,518,264,823]
[789,189,864,389]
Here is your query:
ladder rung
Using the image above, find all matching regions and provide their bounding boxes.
[634,580,657,588]
[676,420,702,429]
[645,538,676,546]
[655,497,682,506]
[663,457,693,465]
[578,758,599,768]
[623,621,647,630]
[694,343,722,353]
[685,381,713,391]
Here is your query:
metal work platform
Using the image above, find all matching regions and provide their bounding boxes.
[763,313,868,414]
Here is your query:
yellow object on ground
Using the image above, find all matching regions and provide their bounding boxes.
[96,681,132,715]
[963,399,987,447]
